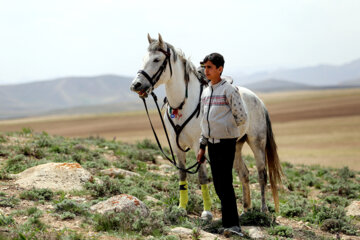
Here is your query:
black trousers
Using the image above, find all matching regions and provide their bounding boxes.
[208,138,239,228]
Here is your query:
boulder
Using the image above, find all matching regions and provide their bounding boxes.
[346,200,360,217]
[247,226,265,239]
[169,227,221,240]
[13,162,92,191]
[100,168,140,178]
[90,194,149,217]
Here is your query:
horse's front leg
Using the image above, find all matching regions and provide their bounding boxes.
[198,163,213,220]
[177,151,189,209]
[193,145,213,221]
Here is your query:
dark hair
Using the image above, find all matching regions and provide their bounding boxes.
[200,53,225,68]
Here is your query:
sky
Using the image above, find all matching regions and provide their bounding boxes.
[1,0,360,85]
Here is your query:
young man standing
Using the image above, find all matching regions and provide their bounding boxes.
[197,53,247,237]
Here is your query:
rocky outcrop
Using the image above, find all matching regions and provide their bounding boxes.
[13,162,92,191]
[100,168,140,178]
[90,194,149,217]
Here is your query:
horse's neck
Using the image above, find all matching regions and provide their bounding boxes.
[165,61,201,116]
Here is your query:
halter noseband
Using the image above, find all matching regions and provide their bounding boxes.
[137,47,173,88]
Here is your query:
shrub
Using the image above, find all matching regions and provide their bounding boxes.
[136,139,158,150]
[85,176,123,198]
[54,199,88,216]
[163,205,187,225]
[94,210,165,236]
[0,196,19,208]
[20,188,54,201]
[0,214,14,226]
[239,208,273,226]
[26,207,43,217]
[338,166,355,179]
[269,225,293,238]
[0,134,6,143]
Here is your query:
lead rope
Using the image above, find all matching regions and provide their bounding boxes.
[141,92,201,174]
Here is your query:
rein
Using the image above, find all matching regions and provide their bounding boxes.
[142,92,201,174]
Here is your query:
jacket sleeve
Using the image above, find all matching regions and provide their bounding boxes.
[228,86,247,126]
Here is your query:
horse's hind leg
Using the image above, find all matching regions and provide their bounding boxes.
[248,137,268,212]
[234,139,251,212]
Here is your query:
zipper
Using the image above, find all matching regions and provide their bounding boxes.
[206,86,214,138]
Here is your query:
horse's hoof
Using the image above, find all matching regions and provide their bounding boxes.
[201,211,213,221]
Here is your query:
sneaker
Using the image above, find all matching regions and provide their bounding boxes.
[223,226,244,238]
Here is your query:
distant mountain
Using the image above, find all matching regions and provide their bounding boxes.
[2,58,360,120]
[243,79,315,92]
[0,75,145,119]
[236,58,360,86]
[339,78,360,86]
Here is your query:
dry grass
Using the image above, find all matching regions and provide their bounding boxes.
[1,88,359,170]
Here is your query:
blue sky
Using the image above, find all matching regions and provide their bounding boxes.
[1,0,360,84]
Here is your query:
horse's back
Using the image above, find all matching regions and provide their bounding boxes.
[236,86,267,138]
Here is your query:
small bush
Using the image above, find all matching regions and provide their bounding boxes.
[0,134,6,143]
[95,210,165,236]
[163,205,187,225]
[269,225,293,238]
[136,139,158,150]
[85,176,123,198]
[338,166,355,179]
[26,207,42,217]
[0,214,14,226]
[20,188,54,201]
[60,212,76,220]
[0,196,19,208]
[239,208,273,226]
[54,199,88,216]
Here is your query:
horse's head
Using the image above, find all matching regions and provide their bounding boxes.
[130,33,174,98]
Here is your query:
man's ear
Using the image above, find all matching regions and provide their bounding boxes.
[218,66,223,75]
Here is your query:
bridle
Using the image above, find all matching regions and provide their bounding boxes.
[137,47,172,90]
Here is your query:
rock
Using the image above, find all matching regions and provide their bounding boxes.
[159,164,173,171]
[346,201,360,217]
[145,196,160,203]
[14,162,92,191]
[90,194,149,217]
[155,155,171,166]
[169,227,220,240]
[247,226,265,239]
[100,168,140,178]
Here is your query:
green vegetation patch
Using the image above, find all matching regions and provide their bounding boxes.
[19,188,54,201]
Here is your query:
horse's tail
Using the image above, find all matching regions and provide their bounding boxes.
[265,108,283,213]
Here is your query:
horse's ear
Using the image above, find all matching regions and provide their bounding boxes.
[147,33,154,44]
[158,33,165,48]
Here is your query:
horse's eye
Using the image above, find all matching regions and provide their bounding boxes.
[153,58,160,63]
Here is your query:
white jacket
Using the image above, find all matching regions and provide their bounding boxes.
[199,79,247,147]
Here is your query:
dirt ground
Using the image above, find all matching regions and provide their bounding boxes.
[1,88,359,170]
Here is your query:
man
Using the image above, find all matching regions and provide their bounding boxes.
[197,53,247,237]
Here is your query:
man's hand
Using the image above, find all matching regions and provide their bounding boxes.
[197,148,206,164]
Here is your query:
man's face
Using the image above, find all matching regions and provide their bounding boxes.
[203,60,223,82]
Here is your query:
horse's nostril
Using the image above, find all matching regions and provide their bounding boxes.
[134,82,142,90]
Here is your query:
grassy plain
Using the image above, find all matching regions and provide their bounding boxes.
[1,88,359,170]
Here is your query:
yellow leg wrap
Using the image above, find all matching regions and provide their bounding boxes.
[179,181,188,209]
[201,184,212,211]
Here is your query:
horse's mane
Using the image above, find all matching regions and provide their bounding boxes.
[148,41,202,84]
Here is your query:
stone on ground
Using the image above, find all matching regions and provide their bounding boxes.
[90,194,149,217]
[100,168,140,178]
[13,162,92,191]
[169,227,221,240]
[346,200,360,217]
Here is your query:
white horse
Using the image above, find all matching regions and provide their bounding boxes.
[130,34,282,219]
